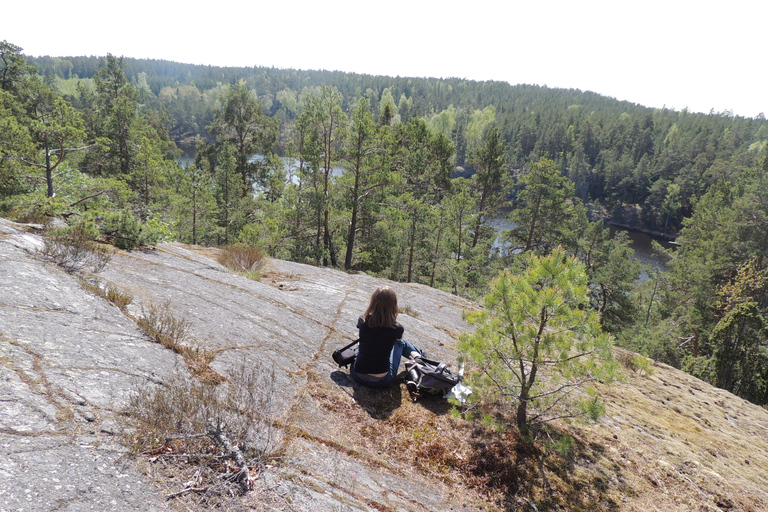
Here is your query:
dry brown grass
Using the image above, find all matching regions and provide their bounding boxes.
[302,349,768,512]
[125,359,284,509]
[398,305,420,318]
[80,279,133,310]
[216,245,265,279]
[134,301,224,385]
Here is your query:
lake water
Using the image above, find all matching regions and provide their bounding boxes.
[489,216,675,272]
[608,225,677,272]
[178,151,344,184]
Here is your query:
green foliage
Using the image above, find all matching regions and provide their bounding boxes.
[553,434,576,458]
[0,90,33,198]
[710,302,768,403]
[505,157,587,255]
[26,53,768,227]
[577,221,642,331]
[682,355,717,385]
[468,125,510,250]
[618,318,684,369]
[169,164,219,246]
[460,248,617,435]
[16,194,70,222]
[339,97,389,270]
[716,257,768,315]
[0,40,35,93]
[21,76,86,198]
[615,350,656,376]
[481,413,506,434]
[389,118,454,283]
[1,72,88,201]
[300,85,346,265]
[8,42,768,407]
[84,55,140,177]
[652,169,768,404]
[100,211,162,249]
[208,80,277,198]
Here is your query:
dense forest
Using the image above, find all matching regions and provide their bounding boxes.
[3,41,768,407]
[26,53,768,234]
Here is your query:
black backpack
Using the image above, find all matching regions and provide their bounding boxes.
[332,339,358,368]
[404,356,462,401]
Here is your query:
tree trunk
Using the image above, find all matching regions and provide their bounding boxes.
[456,210,463,264]
[45,138,54,198]
[430,212,444,287]
[471,187,488,248]
[407,212,417,283]
[345,153,363,270]
[524,190,543,252]
[516,397,528,436]
[192,185,197,245]
[345,202,358,270]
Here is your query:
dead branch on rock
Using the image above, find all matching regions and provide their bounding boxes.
[165,486,208,500]
[207,419,256,493]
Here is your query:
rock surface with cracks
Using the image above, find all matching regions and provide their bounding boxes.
[0,217,478,511]
[0,218,181,511]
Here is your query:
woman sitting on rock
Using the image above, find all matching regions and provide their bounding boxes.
[350,286,423,388]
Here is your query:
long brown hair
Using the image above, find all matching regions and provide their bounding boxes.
[364,286,398,328]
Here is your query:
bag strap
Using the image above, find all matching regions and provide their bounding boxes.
[413,359,447,374]
[340,339,359,350]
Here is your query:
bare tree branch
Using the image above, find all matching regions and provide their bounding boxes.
[69,190,109,208]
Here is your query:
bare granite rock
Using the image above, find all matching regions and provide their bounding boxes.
[1,218,181,511]
[97,243,479,510]
[1,219,479,511]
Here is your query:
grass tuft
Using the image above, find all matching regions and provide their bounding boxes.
[134,301,224,384]
[136,301,190,351]
[104,284,133,310]
[80,280,133,310]
[38,225,112,274]
[216,245,265,279]
[615,349,655,376]
[398,305,420,318]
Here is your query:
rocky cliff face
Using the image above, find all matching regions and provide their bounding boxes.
[2,217,767,512]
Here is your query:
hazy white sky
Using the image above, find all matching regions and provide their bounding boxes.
[3,0,766,117]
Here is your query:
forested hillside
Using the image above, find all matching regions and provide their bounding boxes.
[28,54,768,234]
[4,42,768,408]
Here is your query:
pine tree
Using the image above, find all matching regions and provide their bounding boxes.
[506,157,587,255]
[461,247,617,435]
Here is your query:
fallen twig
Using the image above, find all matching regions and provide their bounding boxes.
[206,419,255,493]
[165,486,208,500]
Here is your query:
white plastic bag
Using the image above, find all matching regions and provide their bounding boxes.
[444,381,472,403]
[443,362,472,402]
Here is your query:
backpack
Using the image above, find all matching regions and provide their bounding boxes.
[332,339,358,368]
[404,356,469,402]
